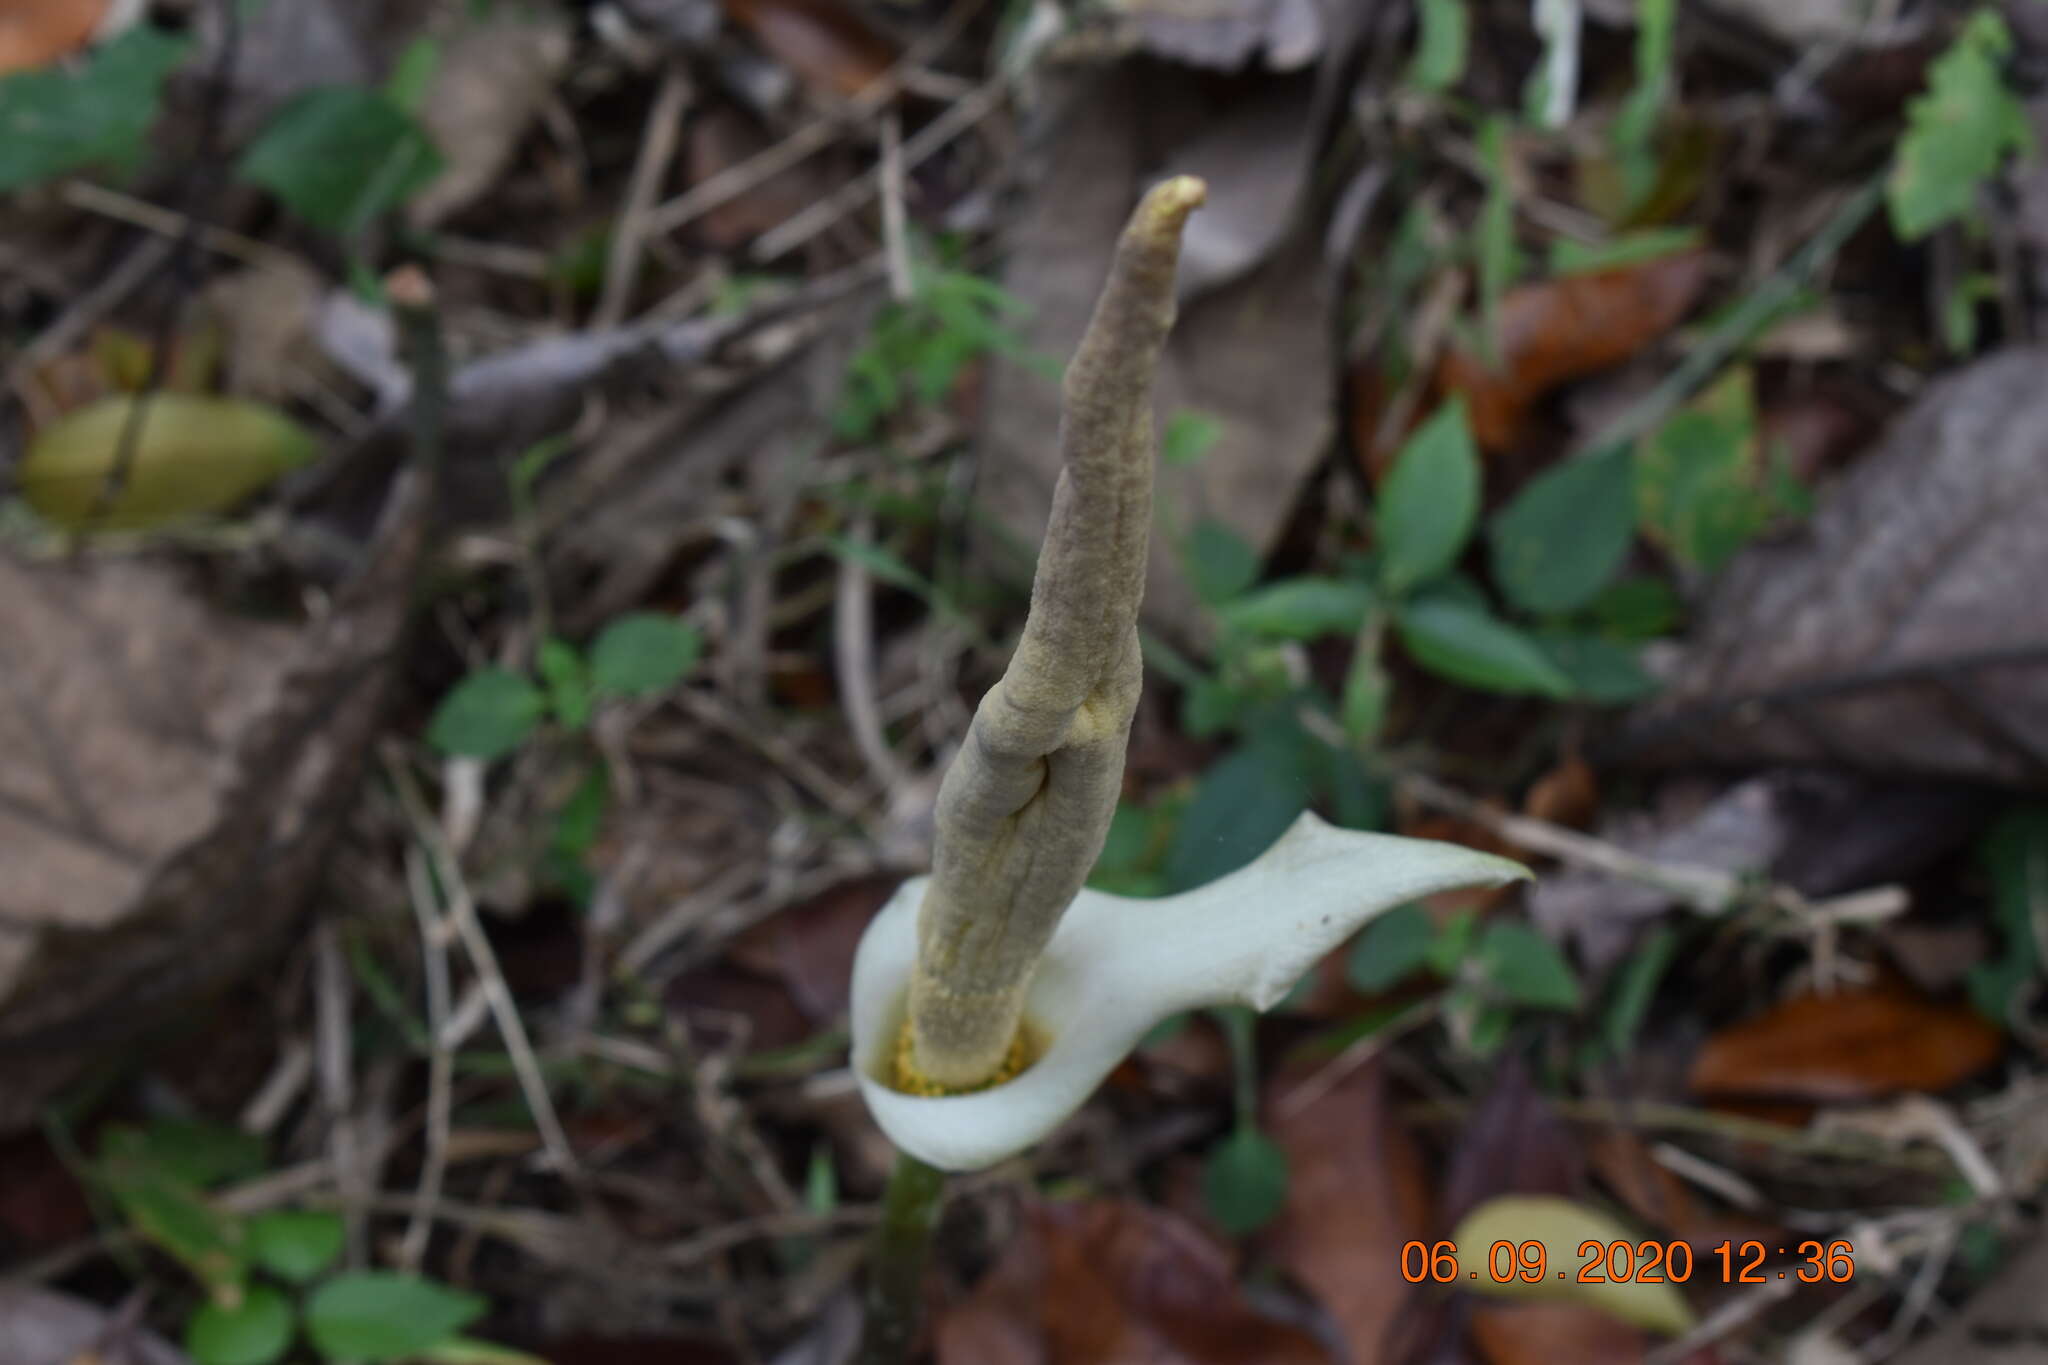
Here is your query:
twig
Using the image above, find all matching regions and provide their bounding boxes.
[593,65,693,329]
[640,0,990,242]
[58,180,291,268]
[834,509,914,798]
[399,847,456,1270]
[387,755,582,1179]
[5,235,174,404]
[751,78,1009,263]
[313,920,367,1266]
[1642,1278,1795,1365]
[878,112,914,304]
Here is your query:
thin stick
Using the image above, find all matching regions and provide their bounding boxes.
[855,1152,946,1365]
[593,65,692,329]
[399,847,456,1269]
[878,111,914,303]
[59,180,290,268]
[834,509,914,797]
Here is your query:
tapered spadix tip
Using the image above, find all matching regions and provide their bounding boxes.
[1137,175,1207,233]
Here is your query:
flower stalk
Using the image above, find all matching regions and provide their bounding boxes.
[904,175,1208,1092]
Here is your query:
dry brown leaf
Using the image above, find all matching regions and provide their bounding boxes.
[726,873,894,1024]
[936,1199,1334,1365]
[1616,348,2048,786]
[1433,250,1711,453]
[0,0,108,73]
[1265,1055,1430,1365]
[0,453,433,1130]
[1688,984,2004,1103]
[1522,755,1598,832]
[1467,1302,1651,1365]
[407,13,573,229]
[720,0,895,100]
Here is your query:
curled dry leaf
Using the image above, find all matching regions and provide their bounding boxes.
[1616,347,2048,786]
[1264,1055,1431,1365]
[0,0,111,74]
[407,13,574,229]
[1431,248,1711,454]
[1688,983,2004,1103]
[935,1198,1333,1365]
[719,0,895,100]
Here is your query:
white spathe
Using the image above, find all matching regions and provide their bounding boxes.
[851,811,1530,1171]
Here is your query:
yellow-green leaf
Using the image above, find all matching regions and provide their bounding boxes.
[20,393,317,531]
[1451,1195,1696,1334]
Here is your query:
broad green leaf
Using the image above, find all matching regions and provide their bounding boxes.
[247,1210,345,1284]
[102,1163,248,1296]
[385,35,443,114]
[1491,446,1635,614]
[1340,618,1390,744]
[1425,910,1479,975]
[1203,1126,1289,1236]
[427,669,546,760]
[1185,518,1261,606]
[1397,596,1574,697]
[1601,927,1677,1056]
[1347,903,1435,992]
[1968,804,2048,1021]
[1408,0,1468,92]
[1164,736,1313,893]
[1377,399,1481,595]
[306,1273,486,1364]
[1163,410,1225,466]
[186,1284,293,1365]
[1634,371,1790,573]
[240,88,442,234]
[1477,922,1582,1010]
[589,613,702,697]
[21,394,317,532]
[1219,576,1375,640]
[1535,631,1658,704]
[0,25,190,191]
[1888,11,2030,241]
[1589,577,1682,640]
[100,1119,267,1189]
[1453,1196,1696,1333]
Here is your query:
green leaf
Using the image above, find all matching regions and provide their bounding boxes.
[187,1285,293,1365]
[1968,804,2048,1021]
[306,1273,486,1364]
[1203,1127,1290,1236]
[1490,447,1635,614]
[1589,577,1682,640]
[101,1163,248,1296]
[1185,519,1261,606]
[1340,619,1390,745]
[1163,410,1225,466]
[589,613,702,697]
[1549,228,1702,275]
[239,88,442,234]
[247,1210,345,1284]
[1377,399,1481,596]
[1633,373,1782,573]
[0,25,190,191]
[1397,596,1574,697]
[1612,0,1674,211]
[21,394,317,532]
[1426,910,1479,975]
[1219,576,1375,641]
[1534,631,1658,704]
[385,35,443,114]
[1164,736,1313,893]
[1474,118,1520,348]
[537,638,592,729]
[427,669,546,760]
[100,1119,267,1189]
[1476,922,1582,1010]
[1347,903,1435,992]
[1601,927,1677,1056]
[1408,0,1468,92]
[1888,11,2031,241]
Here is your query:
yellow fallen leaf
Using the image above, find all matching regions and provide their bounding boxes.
[20,393,316,531]
[1451,1194,1697,1335]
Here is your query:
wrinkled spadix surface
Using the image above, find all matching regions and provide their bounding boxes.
[852,812,1528,1171]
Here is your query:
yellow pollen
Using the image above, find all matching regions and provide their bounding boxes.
[891,1018,1033,1096]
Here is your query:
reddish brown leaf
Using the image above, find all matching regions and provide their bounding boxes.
[1266,1055,1431,1365]
[720,0,895,100]
[1434,251,1711,453]
[1468,1302,1650,1365]
[0,0,107,74]
[728,874,894,1023]
[1522,755,1598,833]
[1688,984,2004,1103]
[937,1199,1334,1365]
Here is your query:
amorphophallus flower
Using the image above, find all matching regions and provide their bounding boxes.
[847,175,1528,1170]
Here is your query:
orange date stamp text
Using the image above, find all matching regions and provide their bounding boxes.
[1400,1239,1857,1285]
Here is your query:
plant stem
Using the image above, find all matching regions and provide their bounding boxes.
[857,1151,946,1365]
